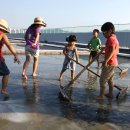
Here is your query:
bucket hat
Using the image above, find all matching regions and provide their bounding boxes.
[0,19,10,33]
[33,17,46,27]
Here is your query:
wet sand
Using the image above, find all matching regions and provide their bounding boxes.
[0,55,130,130]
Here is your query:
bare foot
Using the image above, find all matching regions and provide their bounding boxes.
[95,96,105,100]
[59,76,62,81]
[105,93,113,99]
[32,74,40,77]
[1,89,8,95]
[22,72,26,77]
[23,74,28,80]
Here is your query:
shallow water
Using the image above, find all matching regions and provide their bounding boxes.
[0,55,130,130]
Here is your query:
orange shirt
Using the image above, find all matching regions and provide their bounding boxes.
[105,34,119,66]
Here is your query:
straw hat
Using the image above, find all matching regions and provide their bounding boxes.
[33,17,46,27]
[0,19,10,33]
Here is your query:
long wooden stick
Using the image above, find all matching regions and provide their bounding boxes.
[100,53,128,77]
[70,58,122,90]
[65,48,104,87]
[71,58,100,77]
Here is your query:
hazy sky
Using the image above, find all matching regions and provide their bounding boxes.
[1,0,130,29]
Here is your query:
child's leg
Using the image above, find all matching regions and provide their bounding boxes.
[1,75,9,94]
[71,65,75,80]
[88,53,92,69]
[96,66,115,99]
[89,53,92,63]
[97,57,100,68]
[71,70,74,80]
[59,69,65,80]
[32,56,39,77]
[108,74,114,98]
[22,55,31,79]
[96,67,108,99]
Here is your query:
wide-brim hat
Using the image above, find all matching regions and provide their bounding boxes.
[0,19,10,33]
[33,17,47,27]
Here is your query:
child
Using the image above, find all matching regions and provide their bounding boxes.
[88,29,102,68]
[96,22,119,99]
[0,19,20,95]
[22,17,46,80]
[59,35,79,81]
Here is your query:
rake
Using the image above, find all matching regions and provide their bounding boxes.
[59,48,128,101]
[99,54,128,78]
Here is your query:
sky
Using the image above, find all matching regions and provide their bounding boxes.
[1,0,130,29]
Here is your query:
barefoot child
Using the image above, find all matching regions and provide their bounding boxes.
[0,19,20,95]
[59,35,79,81]
[22,17,46,80]
[88,29,102,68]
[96,22,119,99]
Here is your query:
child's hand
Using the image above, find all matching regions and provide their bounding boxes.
[67,55,71,60]
[32,43,37,47]
[76,60,79,64]
[102,61,108,68]
[14,56,21,64]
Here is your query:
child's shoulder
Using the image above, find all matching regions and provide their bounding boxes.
[73,45,77,50]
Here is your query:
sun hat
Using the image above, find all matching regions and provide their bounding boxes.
[33,17,47,27]
[0,19,10,33]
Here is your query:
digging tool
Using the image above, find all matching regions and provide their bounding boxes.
[87,45,128,78]
[59,48,128,100]
[59,48,104,101]
[99,54,128,78]
[70,58,128,99]
[118,67,128,78]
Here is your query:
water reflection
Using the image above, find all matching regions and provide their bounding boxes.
[86,69,99,90]
[22,78,39,104]
[95,100,112,122]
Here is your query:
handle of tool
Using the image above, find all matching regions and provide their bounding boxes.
[117,66,122,71]
[66,48,104,87]
[70,58,100,77]
[70,56,121,90]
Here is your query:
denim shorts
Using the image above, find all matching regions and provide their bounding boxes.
[0,61,10,76]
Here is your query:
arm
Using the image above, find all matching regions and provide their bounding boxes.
[24,33,27,41]
[32,33,40,47]
[75,47,79,63]
[63,45,71,59]
[87,39,92,49]
[104,45,115,66]
[98,39,102,49]
[87,41,91,49]
[2,34,20,64]
[63,45,68,56]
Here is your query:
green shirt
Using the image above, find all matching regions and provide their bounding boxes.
[88,37,101,51]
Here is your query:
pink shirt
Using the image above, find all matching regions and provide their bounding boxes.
[105,34,119,66]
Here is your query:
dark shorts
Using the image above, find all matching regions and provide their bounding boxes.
[0,61,10,76]
[90,51,98,59]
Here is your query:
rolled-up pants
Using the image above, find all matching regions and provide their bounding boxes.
[100,65,116,88]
